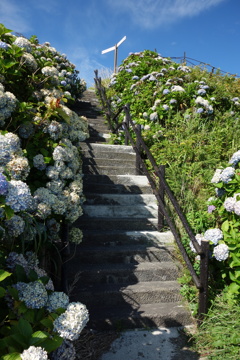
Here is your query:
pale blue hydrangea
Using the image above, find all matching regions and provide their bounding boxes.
[0,173,8,195]
[33,154,46,170]
[6,252,28,271]
[141,74,150,81]
[0,41,9,49]
[198,89,206,96]
[213,243,229,261]
[163,89,170,95]
[149,75,156,81]
[220,166,235,183]
[223,197,236,212]
[18,122,34,139]
[53,144,74,162]
[47,120,63,140]
[162,104,169,110]
[53,302,89,341]
[132,75,139,80]
[46,292,69,312]
[20,346,48,360]
[196,108,204,113]
[234,201,240,216]
[0,133,20,165]
[51,340,76,360]
[60,80,67,86]
[5,180,35,212]
[5,215,25,237]
[204,228,223,245]
[15,280,48,309]
[69,227,83,244]
[229,150,240,166]
[170,99,177,104]
[46,166,59,180]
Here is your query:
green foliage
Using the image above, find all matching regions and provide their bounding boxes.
[193,291,240,359]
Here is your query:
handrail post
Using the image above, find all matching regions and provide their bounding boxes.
[158,165,165,230]
[198,239,210,320]
[124,104,130,145]
[136,124,142,175]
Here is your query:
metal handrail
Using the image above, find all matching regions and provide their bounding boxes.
[94,72,210,319]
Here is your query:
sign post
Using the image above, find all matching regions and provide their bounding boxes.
[102,36,126,73]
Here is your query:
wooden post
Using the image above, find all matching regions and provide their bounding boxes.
[158,165,165,230]
[198,239,210,320]
[136,124,142,175]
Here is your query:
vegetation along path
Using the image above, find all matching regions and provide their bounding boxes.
[67,89,195,334]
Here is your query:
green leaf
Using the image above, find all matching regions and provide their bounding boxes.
[1,353,21,360]
[16,318,33,338]
[221,220,229,232]
[39,335,63,353]
[4,206,14,220]
[0,286,6,297]
[40,317,54,329]
[0,270,12,282]
[29,331,48,346]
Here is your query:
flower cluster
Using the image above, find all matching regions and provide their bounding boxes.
[0,84,17,126]
[53,302,89,341]
[15,280,48,309]
[20,346,48,360]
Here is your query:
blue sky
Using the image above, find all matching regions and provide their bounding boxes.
[1,0,240,87]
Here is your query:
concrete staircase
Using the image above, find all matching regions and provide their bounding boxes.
[68,90,193,330]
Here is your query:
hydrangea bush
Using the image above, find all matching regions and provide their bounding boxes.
[0,252,89,359]
[0,23,89,359]
[0,22,88,253]
[202,150,240,298]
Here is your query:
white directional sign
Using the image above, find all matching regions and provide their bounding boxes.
[101,36,126,73]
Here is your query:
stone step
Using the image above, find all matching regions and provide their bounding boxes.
[69,281,182,307]
[83,164,137,175]
[80,143,135,154]
[83,157,136,168]
[80,230,174,247]
[81,149,136,160]
[70,244,174,264]
[68,262,180,284]
[75,217,158,231]
[84,193,157,205]
[83,204,158,218]
[84,302,193,330]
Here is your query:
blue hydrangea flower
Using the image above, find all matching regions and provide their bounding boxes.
[220,166,235,183]
[229,150,240,166]
[196,108,204,113]
[163,89,170,95]
[51,340,76,360]
[46,291,69,312]
[0,173,8,195]
[0,41,9,49]
[60,80,67,86]
[198,89,206,95]
[15,281,48,309]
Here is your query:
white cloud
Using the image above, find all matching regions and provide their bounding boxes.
[107,0,226,29]
[0,0,31,33]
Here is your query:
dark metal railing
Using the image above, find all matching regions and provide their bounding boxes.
[94,71,210,320]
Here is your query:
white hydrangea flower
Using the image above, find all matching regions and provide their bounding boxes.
[53,302,89,341]
[21,53,38,71]
[6,156,30,180]
[13,36,32,52]
[46,292,69,312]
[213,243,229,261]
[171,85,185,92]
[190,234,203,253]
[223,197,236,212]
[20,346,48,360]
[149,112,158,121]
[41,66,59,77]
[204,228,223,245]
[234,201,240,216]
